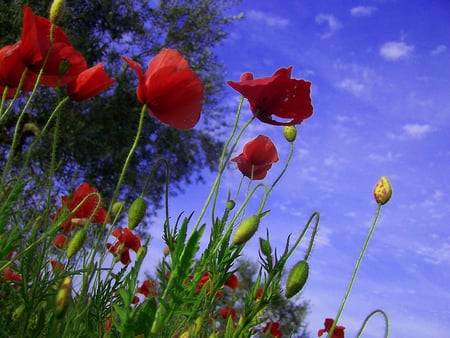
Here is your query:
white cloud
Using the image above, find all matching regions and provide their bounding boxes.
[350,6,377,17]
[431,44,447,55]
[402,123,433,138]
[338,78,365,96]
[379,41,414,61]
[247,10,289,28]
[315,13,342,39]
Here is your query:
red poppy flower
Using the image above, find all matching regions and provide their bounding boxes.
[227,67,313,126]
[318,318,345,338]
[50,260,64,272]
[262,321,283,338]
[67,63,115,101]
[136,279,157,297]
[53,234,68,249]
[196,272,210,292]
[4,267,22,284]
[54,182,109,233]
[122,48,204,129]
[219,306,237,321]
[106,227,141,265]
[255,287,263,300]
[225,273,239,290]
[0,42,36,92]
[231,135,279,180]
[19,6,87,87]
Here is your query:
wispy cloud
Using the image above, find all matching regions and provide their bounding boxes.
[350,6,377,17]
[315,13,342,39]
[402,123,433,138]
[338,78,365,96]
[431,44,447,56]
[247,10,289,28]
[379,41,414,61]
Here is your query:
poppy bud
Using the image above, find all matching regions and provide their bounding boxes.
[67,228,87,258]
[49,0,65,23]
[112,201,125,216]
[373,176,392,205]
[232,214,261,246]
[259,237,272,258]
[12,304,25,321]
[163,245,170,257]
[55,276,72,318]
[137,245,147,261]
[283,125,297,142]
[226,200,236,211]
[285,260,309,298]
[128,197,147,230]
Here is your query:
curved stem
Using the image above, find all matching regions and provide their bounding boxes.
[356,309,389,338]
[328,203,383,337]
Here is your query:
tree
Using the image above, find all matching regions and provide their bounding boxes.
[0,0,242,217]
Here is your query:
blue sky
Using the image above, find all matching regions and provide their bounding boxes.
[146,1,449,337]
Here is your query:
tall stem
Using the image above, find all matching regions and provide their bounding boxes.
[328,203,383,337]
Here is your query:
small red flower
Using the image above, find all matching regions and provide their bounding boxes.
[262,321,282,338]
[54,182,109,233]
[227,67,313,126]
[136,279,157,297]
[219,306,237,321]
[67,63,115,101]
[318,318,345,338]
[106,227,141,265]
[4,267,22,284]
[225,273,238,290]
[255,287,263,300]
[123,48,204,129]
[50,260,64,272]
[132,295,140,304]
[231,135,279,180]
[53,234,68,249]
[196,272,210,292]
[19,6,87,87]
[105,318,112,331]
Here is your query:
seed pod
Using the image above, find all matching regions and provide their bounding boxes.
[283,125,297,142]
[373,176,392,205]
[55,276,72,318]
[232,214,261,246]
[285,260,309,298]
[127,197,147,230]
[67,228,87,258]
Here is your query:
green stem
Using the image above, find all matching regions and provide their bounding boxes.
[104,104,147,227]
[356,309,389,338]
[328,203,383,338]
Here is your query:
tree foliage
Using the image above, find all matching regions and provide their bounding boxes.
[0,0,242,216]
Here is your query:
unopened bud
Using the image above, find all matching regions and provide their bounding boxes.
[12,304,26,321]
[67,228,87,258]
[259,237,272,258]
[285,260,309,298]
[112,201,125,216]
[233,214,261,246]
[283,125,297,142]
[55,276,72,318]
[49,0,66,23]
[137,245,147,261]
[163,245,170,257]
[373,176,392,205]
[128,197,147,230]
[226,200,236,211]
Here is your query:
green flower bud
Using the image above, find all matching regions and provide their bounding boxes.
[111,201,125,216]
[226,200,236,211]
[373,176,392,205]
[285,260,309,298]
[233,215,261,246]
[259,237,272,258]
[137,245,147,262]
[128,197,147,230]
[12,304,26,321]
[55,276,72,318]
[49,0,66,23]
[283,125,297,142]
[67,228,87,258]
